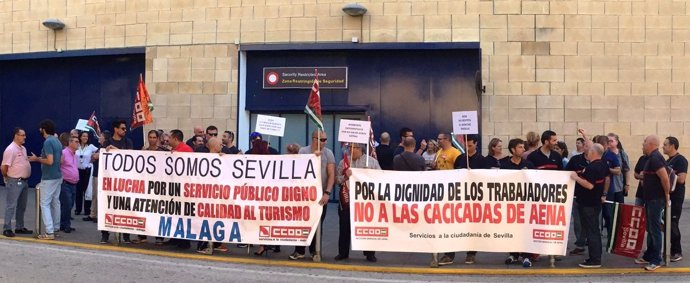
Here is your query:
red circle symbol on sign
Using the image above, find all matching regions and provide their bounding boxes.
[266,72,279,85]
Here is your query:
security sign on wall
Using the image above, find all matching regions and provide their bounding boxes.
[263,67,348,89]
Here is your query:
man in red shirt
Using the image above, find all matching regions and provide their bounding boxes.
[169,130,193,152]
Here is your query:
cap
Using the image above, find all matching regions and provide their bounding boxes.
[250,132,262,140]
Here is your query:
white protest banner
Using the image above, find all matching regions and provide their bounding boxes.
[255,114,286,137]
[98,150,322,246]
[349,168,575,255]
[452,111,478,135]
[338,119,371,144]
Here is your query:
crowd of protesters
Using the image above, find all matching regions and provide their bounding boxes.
[1,119,685,272]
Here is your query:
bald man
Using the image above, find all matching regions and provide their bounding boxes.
[570,144,609,269]
[186,126,204,148]
[636,135,671,271]
[376,132,394,170]
[206,137,223,153]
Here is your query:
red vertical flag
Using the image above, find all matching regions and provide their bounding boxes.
[368,116,377,160]
[131,74,154,129]
[304,69,324,131]
[85,111,101,137]
[339,149,351,207]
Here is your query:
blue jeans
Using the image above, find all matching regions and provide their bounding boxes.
[3,178,28,230]
[643,198,666,265]
[579,204,602,263]
[39,178,62,234]
[60,182,76,229]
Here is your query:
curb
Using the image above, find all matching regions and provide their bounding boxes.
[3,236,690,275]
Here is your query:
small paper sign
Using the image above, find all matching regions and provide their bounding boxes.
[255,114,286,137]
[75,119,89,131]
[452,111,478,135]
[337,119,371,144]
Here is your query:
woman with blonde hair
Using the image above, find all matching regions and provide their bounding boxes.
[522,131,540,159]
[485,138,503,168]
[421,139,439,170]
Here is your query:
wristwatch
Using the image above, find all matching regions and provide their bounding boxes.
[324,191,331,195]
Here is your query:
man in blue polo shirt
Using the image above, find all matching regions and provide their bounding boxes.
[32,120,63,240]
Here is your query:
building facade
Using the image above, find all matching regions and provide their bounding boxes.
[1,0,688,176]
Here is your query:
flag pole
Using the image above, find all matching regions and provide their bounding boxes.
[366,116,371,167]
[465,134,469,169]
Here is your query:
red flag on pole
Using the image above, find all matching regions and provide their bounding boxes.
[368,116,377,160]
[85,111,101,137]
[339,149,351,207]
[131,74,154,129]
[304,69,324,131]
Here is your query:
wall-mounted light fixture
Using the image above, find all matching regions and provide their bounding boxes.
[342,3,367,16]
[342,3,367,43]
[42,18,65,30]
[42,18,65,52]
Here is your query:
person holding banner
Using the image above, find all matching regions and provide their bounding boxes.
[336,143,380,262]
[500,138,536,267]
[452,134,487,265]
[84,131,110,223]
[525,130,563,267]
[570,144,609,268]
[636,135,671,271]
[662,136,687,262]
[100,120,135,244]
[196,137,231,255]
[289,130,334,261]
[565,137,593,256]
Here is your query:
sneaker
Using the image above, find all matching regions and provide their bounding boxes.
[3,229,16,237]
[237,244,248,248]
[14,228,33,234]
[464,254,476,264]
[634,258,649,264]
[154,238,164,245]
[569,247,586,255]
[522,258,533,268]
[197,248,213,255]
[38,233,55,240]
[438,255,454,266]
[579,260,601,268]
[121,238,132,244]
[505,255,518,264]
[214,244,229,252]
[289,252,305,260]
[671,254,683,262]
[99,235,109,244]
[645,263,661,271]
[366,255,377,262]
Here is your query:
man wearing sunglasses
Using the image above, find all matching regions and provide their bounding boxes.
[100,120,134,244]
[289,130,335,261]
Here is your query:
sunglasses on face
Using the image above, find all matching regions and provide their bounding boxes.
[119,127,127,131]
[208,133,218,136]
[313,137,327,142]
